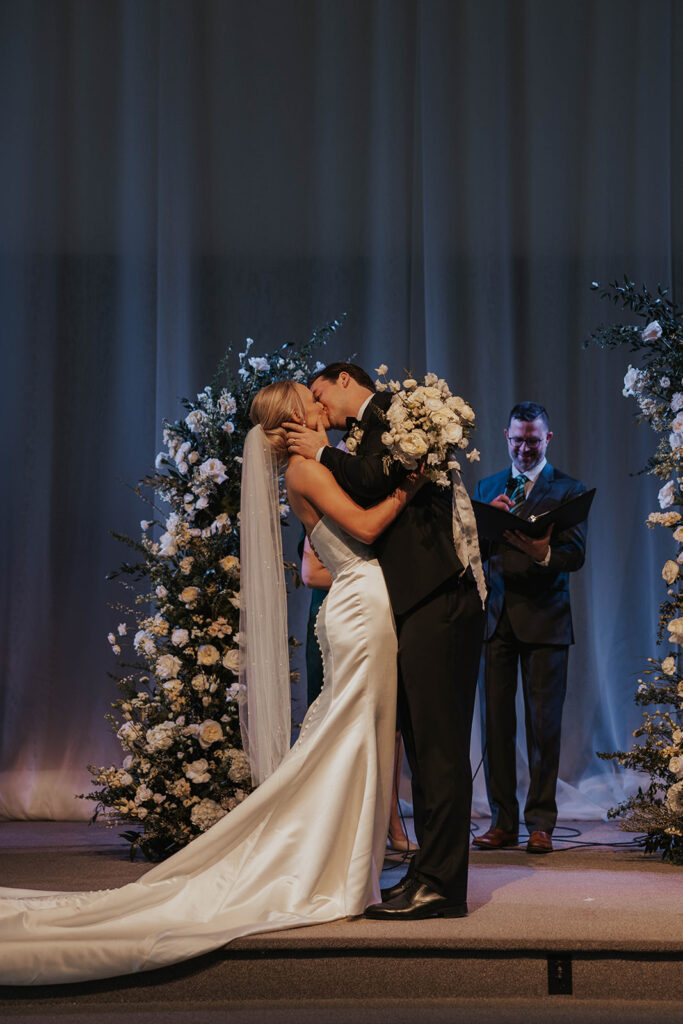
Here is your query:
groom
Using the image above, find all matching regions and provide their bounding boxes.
[285,363,485,918]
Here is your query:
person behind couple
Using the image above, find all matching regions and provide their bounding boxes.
[473,402,588,855]
[284,363,486,919]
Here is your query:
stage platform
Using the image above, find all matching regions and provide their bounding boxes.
[0,819,682,1022]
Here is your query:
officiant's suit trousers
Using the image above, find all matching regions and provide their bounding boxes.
[474,462,587,836]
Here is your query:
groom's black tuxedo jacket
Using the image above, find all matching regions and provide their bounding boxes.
[474,463,587,646]
[321,392,465,616]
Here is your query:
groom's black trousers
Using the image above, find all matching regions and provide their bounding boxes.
[396,573,485,902]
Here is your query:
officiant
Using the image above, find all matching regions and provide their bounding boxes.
[472,402,588,855]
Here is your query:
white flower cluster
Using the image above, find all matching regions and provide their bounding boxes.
[375,368,478,486]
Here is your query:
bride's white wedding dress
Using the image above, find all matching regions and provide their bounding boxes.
[0,518,397,985]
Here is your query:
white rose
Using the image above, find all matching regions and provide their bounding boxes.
[642,320,663,342]
[661,377,671,389]
[197,644,220,666]
[145,721,176,752]
[156,654,182,679]
[158,532,178,557]
[424,395,444,412]
[223,421,235,434]
[663,560,679,585]
[667,617,683,644]
[218,393,237,416]
[191,673,208,692]
[248,356,270,373]
[623,365,644,396]
[185,410,207,432]
[118,772,133,787]
[117,721,143,748]
[162,679,183,699]
[431,407,455,426]
[198,458,228,484]
[658,481,676,509]
[669,756,683,778]
[180,586,201,605]
[398,431,430,458]
[669,433,683,452]
[134,784,153,805]
[198,719,224,749]
[442,421,464,445]
[661,656,677,676]
[672,393,683,413]
[171,628,190,647]
[402,378,418,389]
[156,585,168,599]
[185,759,211,784]
[672,412,683,434]
[665,780,683,814]
[222,649,240,673]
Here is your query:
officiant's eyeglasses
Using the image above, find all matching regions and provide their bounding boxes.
[507,437,543,449]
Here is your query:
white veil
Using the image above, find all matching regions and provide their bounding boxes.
[238,425,291,786]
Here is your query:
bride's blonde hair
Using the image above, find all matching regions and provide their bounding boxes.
[250,381,306,458]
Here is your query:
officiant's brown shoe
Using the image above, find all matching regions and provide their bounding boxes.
[472,827,518,850]
[526,830,553,854]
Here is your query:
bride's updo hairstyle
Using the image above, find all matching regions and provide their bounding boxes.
[250,380,306,460]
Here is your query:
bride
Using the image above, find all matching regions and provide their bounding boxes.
[0,381,422,986]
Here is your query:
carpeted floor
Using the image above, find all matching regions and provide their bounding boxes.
[0,819,681,1021]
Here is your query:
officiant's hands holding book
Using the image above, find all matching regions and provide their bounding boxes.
[488,493,552,561]
[503,523,553,562]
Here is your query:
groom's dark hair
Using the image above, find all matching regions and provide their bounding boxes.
[309,362,375,391]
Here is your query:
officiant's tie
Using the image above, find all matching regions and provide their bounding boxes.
[507,474,528,514]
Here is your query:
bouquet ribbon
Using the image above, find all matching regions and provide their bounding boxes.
[450,468,487,608]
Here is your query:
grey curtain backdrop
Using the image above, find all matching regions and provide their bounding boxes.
[1,0,680,820]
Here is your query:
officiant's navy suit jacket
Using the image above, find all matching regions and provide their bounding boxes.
[474,463,587,646]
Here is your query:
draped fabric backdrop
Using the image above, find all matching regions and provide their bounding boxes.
[1,0,681,820]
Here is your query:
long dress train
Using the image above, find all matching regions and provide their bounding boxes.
[0,518,397,985]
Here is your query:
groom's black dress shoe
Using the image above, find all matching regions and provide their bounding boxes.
[380,874,411,901]
[366,878,468,920]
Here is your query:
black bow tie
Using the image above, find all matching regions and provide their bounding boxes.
[345,416,360,432]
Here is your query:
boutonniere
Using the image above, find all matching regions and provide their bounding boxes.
[345,422,365,454]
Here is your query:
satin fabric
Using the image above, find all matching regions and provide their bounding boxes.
[0,518,397,985]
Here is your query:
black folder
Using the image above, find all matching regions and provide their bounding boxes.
[472,488,595,541]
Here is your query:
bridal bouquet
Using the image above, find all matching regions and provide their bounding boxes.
[374,367,480,486]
